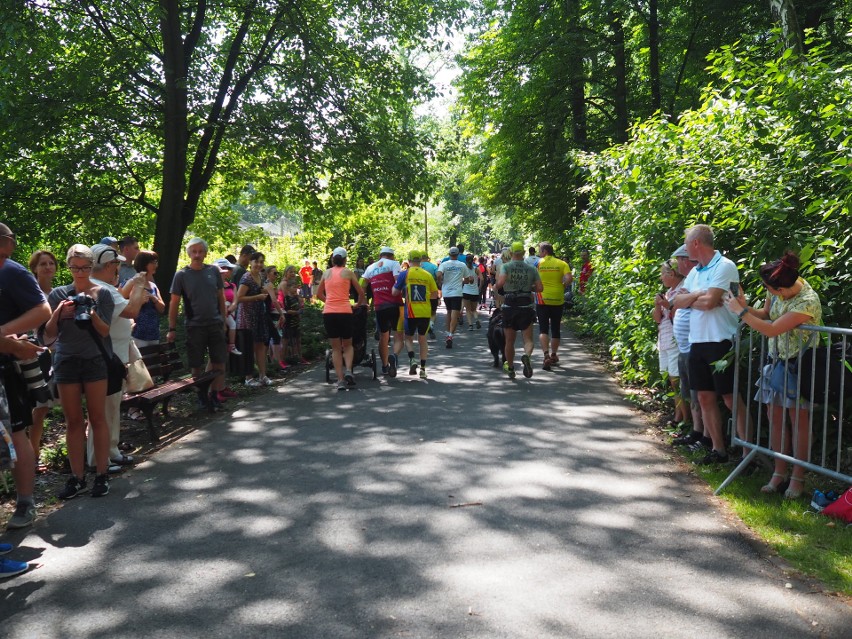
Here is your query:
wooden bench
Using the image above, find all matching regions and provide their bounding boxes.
[121,342,222,443]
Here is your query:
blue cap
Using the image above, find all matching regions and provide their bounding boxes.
[100,236,118,246]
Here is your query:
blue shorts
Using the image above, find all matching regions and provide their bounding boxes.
[54,355,108,385]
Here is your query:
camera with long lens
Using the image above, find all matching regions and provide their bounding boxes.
[72,292,97,325]
[13,340,52,404]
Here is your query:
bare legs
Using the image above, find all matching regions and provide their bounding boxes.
[58,379,109,477]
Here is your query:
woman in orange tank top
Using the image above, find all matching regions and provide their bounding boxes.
[317,247,367,390]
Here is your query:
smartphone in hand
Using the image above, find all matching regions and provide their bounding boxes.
[729,282,739,297]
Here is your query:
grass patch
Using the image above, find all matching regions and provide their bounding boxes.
[682,446,852,595]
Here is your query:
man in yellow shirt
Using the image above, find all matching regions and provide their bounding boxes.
[392,250,438,379]
[536,242,572,370]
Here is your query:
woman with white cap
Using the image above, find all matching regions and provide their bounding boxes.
[317,247,367,390]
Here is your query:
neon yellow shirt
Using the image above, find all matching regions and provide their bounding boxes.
[396,266,437,319]
[536,255,570,305]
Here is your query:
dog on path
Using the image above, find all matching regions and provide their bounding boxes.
[487,308,506,368]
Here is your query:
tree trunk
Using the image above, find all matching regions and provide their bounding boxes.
[769,0,804,55]
[611,10,629,142]
[648,0,661,113]
[154,0,191,302]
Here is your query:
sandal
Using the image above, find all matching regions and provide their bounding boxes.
[784,477,805,500]
[761,472,787,494]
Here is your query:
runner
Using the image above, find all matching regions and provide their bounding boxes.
[536,242,572,370]
[420,253,439,340]
[495,242,542,379]
[436,247,474,349]
[362,247,403,376]
[392,250,438,379]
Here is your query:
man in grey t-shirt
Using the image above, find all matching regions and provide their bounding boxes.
[168,237,228,409]
[495,241,542,379]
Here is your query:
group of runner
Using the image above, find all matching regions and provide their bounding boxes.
[351,242,573,382]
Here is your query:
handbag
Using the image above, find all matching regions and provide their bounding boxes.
[126,359,154,393]
[821,487,852,524]
[768,358,798,400]
[85,326,127,395]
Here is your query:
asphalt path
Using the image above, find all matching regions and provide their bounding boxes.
[1,307,849,638]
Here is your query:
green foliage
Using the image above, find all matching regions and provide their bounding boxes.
[570,34,852,384]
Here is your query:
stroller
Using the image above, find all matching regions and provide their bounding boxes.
[324,304,378,383]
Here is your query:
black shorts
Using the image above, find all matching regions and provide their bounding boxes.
[502,306,535,331]
[688,340,735,395]
[376,306,402,333]
[536,304,564,338]
[266,315,281,345]
[1,363,34,432]
[462,293,479,302]
[323,313,354,340]
[186,323,228,368]
[444,296,462,312]
[404,317,431,337]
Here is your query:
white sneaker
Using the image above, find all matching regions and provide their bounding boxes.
[229,347,243,356]
[245,378,261,388]
[260,376,272,386]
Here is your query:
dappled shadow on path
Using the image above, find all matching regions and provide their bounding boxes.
[1,312,843,638]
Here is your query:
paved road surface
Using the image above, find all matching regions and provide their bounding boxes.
[1,309,849,638]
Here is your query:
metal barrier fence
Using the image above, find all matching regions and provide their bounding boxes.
[715,324,852,495]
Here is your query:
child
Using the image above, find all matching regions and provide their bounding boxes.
[283,279,305,365]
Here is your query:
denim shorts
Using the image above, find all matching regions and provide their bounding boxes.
[54,355,108,385]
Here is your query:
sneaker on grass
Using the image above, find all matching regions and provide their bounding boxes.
[672,431,702,447]
[697,449,730,465]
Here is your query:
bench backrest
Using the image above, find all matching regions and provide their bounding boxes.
[137,342,184,382]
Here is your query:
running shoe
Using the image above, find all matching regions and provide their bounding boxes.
[446,335,453,349]
[337,380,347,391]
[58,475,88,500]
[672,431,702,447]
[344,370,356,386]
[0,543,12,554]
[409,357,417,375]
[504,362,516,379]
[521,354,533,378]
[475,320,481,329]
[382,365,390,375]
[388,354,397,378]
[6,503,35,530]
[697,449,730,465]
[542,356,552,371]
[219,387,238,398]
[245,378,262,388]
[468,324,474,331]
[260,376,273,386]
[228,345,243,356]
[91,473,110,498]
[419,367,427,379]
[0,558,28,580]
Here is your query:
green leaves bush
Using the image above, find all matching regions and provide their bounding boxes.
[570,35,852,385]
